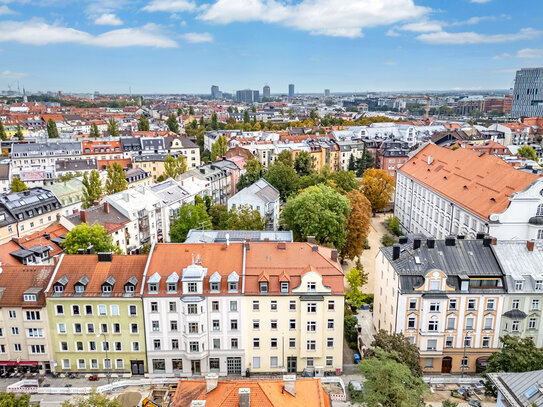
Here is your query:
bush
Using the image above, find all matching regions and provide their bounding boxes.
[385,216,402,236]
[381,234,396,247]
[442,400,459,407]
[344,314,358,349]
[364,239,371,250]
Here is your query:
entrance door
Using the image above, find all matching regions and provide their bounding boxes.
[441,357,452,373]
[226,357,241,374]
[191,360,201,375]
[44,363,51,374]
[287,357,297,373]
[131,360,145,375]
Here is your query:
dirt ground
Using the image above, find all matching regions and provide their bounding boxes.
[424,384,496,406]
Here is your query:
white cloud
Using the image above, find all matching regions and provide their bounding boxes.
[0,19,178,48]
[181,32,213,43]
[417,28,541,44]
[198,0,430,38]
[0,70,28,79]
[493,53,511,60]
[494,48,543,60]
[94,13,123,26]
[386,28,400,37]
[449,15,497,26]
[0,5,14,15]
[143,0,196,12]
[400,20,443,33]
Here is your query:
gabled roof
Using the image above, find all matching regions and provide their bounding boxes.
[488,370,543,407]
[0,265,54,307]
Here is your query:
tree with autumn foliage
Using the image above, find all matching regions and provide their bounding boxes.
[341,189,372,261]
[360,169,395,213]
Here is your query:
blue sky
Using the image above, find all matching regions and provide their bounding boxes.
[0,0,541,94]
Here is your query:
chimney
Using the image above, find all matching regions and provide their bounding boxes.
[103,202,110,214]
[200,168,206,174]
[205,373,218,393]
[77,248,85,255]
[427,155,434,165]
[191,402,206,407]
[43,233,50,240]
[93,200,100,206]
[312,245,318,252]
[307,236,316,244]
[331,249,338,262]
[491,237,498,245]
[238,388,251,407]
[226,233,230,247]
[392,243,401,260]
[527,240,535,252]
[97,252,113,262]
[457,235,465,240]
[283,375,296,397]
[482,237,492,247]
[80,210,87,223]
[476,232,486,240]
[244,240,250,250]
[413,238,421,250]
[445,236,456,246]
[87,245,95,255]
[56,213,61,221]
[73,209,79,214]
[427,238,435,249]
[277,242,286,250]
[398,236,408,244]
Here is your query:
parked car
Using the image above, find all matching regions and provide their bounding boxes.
[468,399,482,407]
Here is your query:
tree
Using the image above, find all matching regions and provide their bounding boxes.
[264,162,299,201]
[517,145,538,162]
[107,118,119,137]
[105,163,128,195]
[0,393,30,406]
[61,389,122,407]
[281,184,350,249]
[236,158,263,190]
[210,135,227,161]
[15,124,24,140]
[483,335,543,396]
[294,151,312,176]
[442,401,459,407]
[360,169,395,213]
[344,314,358,350]
[138,115,150,131]
[189,105,195,115]
[82,170,103,209]
[208,204,229,229]
[347,154,356,171]
[170,203,212,242]
[359,350,426,407]
[345,267,370,308]
[341,190,372,261]
[211,113,218,130]
[356,147,374,177]
[166,114,180,134]
[276,150,294,167]
[225,205,266,230]
[47,119,59,138]
[243,110,250,124]
[90,123,100,138]
[0,119,6,141]
[370,330,422,377]
[164,154,187,180]
[329,170,359,194]
[62,223,122,255]
[10,178,28,193]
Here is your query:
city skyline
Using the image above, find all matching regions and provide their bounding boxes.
[0,0,541,93]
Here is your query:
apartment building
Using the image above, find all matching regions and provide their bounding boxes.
[0,265,55,375]
[82,140,123,161]
[395,143,542,240]
[149,180,191,242]
[164,136,201,169]
[511,67,543,118]
[44,253,148,376]
[228,178,280,230]
[374,236,505,374]
[492,240,543,347]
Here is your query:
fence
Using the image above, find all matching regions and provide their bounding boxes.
[321,377,346,401]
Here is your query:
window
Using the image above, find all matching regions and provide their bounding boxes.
[188,323,198,333]
[131,323,138,334]
[464,336,472,348]
[270,356,278,369]
[85,305,93,315]
[445,337,454,348]
[289,300,296,311]
[270,338,277,349]
[461,357,468,368]
[74,323,82,334]
[209,358,219,371]
[89,341,96,351]
[409,299,417,310]
[230,320,238,330]
[231,337,239,350]
[30,345,45,354]
[465,317,474,330]
[307,358,314,368]
[170,321,178,331]
[151,302,158,312]
[425,358,434,369]
[306,340,316,351]
[327,338,334,348]
[60,342,68,351]
[515,280,524,290]
[213,320,220,331]
[187,282,197,293]
[62,359,70,369]
[228,282,238,292]
[428,320,438,331]
[408,316,416,330]
[210,282,219,292]
[270,320,278,330]
[512,320,520,331]
[167,283,177,293]
[307,321,316,332]
[169,302,177,312]
[11,327,18,335]
[187,304,198,314]
[529,317,537,330]
[327,300,335,311]
[259,282,268,294]
[327,319,335,329]
[152,359,165,373]
[289,338,296,348]
[77,359,85,370]
[484,317,493,330]
[98,305,107,316]
[430,280,440,291]
[252,357,260,369]
[429,302,440,312]
[536,280,543,290]
[129,305,137,316]
[115,359,124,370]
[113,323,120,334]
[427,339,437,351]
[307,303,317,313]
[148,283,158,294]
[212,301,219,312]
[307,282,316,292]
[326,356,333,367]
[486,299,495,311]
[72,305,80,315]
[230,301,238,312]
[252,301,259,311]
[111,305,119,316]
[512,299,520,309]
[281,282,289,293]
[253,338,260,349]
[482,337,490,348]
[213,338,220,350]
[102,341,110,352]
[153,339,161,350]
[532,299,540,310]
[58,323,66,334]
[132,342,140,352]
[270,301,277,311]
[152,321,159,332]
[446,317,455,330]
[171,339,179,350]
[449,299,457,310]
[28,328,43,338]
[467,299,477,311]
[56,305,64,315]
[26,311,40,320]
[253,320,260,330]
[23,294,36,302]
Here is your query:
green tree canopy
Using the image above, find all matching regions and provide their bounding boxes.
[359,350,426,407]
[107,118,119,137]
[280,184,350,249]
[211,113,218,130]
[164,154,187,180]
[356,147,374,177]
[47,119,59,138]
[360,168,395,213]
[328,170,359,194]
[10,178,28,193]
[243,110,250,123]
[369,330,423,377]
[61,389,122,407]
[276,150,294,167]
[189,105,195,115]
[62,223,122,255]
[236,158,263,190]
[166,114,180,134]
[294,151,312,176]
[170,203,212,242]
[90,123,100,138]
[345,267,370,308]
[105,163,128,195]
[82,170,103,209]
[0,392,30,406]
[264,161,299,201]
[210,135,227,162]
[208,203,229,229]
[138,115,150,131]
[517,145,538,161]
[15,124,24,140]
[0,119,6,141]
[225,205,266,230]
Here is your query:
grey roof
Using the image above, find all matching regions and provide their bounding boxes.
[0,188,62,222]
[503,309,527,319]
[182,264,206,280]
[0,208,16,228]
[184,229,293,244]
[133,152,168,162]
[491,241,543,291]
[66,203,129,230]
[126,276,138,286]
[104,276,116,285]
[164,136,199,149]
[150,179,190,204]
[77,276,89,286]
[236,178,280,203]
[120,137,142,152]
[55,158,98,173]
[12,141,81,155]
[56,275,69,286]
[488,370,543,407]
[381,237,505,293]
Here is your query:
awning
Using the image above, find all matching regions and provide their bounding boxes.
[0,361,38,366]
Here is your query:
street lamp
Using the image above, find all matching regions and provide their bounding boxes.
[97,333,111,384]
[461,331,471,378]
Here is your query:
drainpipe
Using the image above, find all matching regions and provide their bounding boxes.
[241,243,247,294]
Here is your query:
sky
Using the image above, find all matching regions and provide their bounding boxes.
[0,0,541,94]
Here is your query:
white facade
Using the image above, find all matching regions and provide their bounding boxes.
[228,179,280,230]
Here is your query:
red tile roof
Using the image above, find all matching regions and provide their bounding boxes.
[399,144,540,220]
[0,265,55,307]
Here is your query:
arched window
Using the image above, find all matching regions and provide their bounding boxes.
[537,204,543,217]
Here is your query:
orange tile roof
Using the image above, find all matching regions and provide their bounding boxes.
[51,254,148,297]
[399,144,540,220]
[0,241,27,266]
[171,378,331,407]
[0,265,55,307]
[13,223,68,257]
[97,158,132,170]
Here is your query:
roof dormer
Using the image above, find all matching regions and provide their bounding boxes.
[101,275,115,296]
